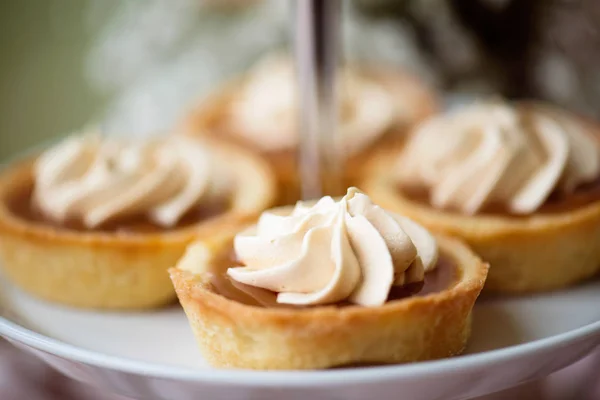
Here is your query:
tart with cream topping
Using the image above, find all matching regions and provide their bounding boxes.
[180,54,438,204]
[169,188,487,370]
[0,133,275,309]
[364,100,600,293]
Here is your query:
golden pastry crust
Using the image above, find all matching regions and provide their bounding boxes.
[169,228,488,370]
[0,139,276,310]
[364,147,600,293]
[179,66,439,205]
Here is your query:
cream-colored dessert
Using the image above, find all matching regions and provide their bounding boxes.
[228,188,436,307]
[182,53,438,204]
[398,101,600,214]
[34,134,230,229]
[228,54,401,156]
[365,100,600,293]
[0,132,275,309]
[170,188,488,370]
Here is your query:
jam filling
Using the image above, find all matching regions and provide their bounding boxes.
[208,255,460,309]
[399,177,600,217]
[6,183,229,234]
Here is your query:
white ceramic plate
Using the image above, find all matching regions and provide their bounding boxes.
[0,277,599,400]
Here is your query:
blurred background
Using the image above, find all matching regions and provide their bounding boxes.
[1,0,599,399]
[3,0,600,159]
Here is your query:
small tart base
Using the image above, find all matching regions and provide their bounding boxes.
[364,148,600,293]
[179,67,438,205]
[0,139,276,310]
[169,231,487,370]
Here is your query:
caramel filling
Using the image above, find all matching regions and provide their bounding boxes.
[399,177,600,217]
[208,255,460,309]
[6,183,229,234]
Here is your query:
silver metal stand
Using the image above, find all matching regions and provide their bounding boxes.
[294,0,342,200]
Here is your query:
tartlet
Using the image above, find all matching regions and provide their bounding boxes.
[0,135,276,310]
[180,54,438,204]
[364,100,600,293]
[170,188,488,370]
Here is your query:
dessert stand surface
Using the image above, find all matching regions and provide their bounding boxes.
[0,274,598,400]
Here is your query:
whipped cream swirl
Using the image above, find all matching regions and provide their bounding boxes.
[228,54,398,155]
[33,134,230,228]
[227,188,438,307]
[397,102,600,215]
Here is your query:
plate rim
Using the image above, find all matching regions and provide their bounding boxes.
[0,311,599,387]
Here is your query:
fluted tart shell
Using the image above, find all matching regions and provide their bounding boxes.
[364,146,600,293]
[169,212,488,370]
[0,139,276,310]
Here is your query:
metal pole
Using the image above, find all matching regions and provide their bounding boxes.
[294,0,342,200]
